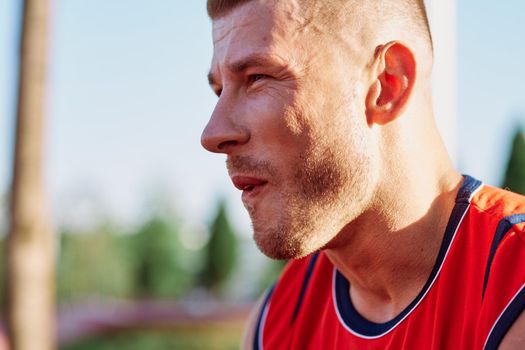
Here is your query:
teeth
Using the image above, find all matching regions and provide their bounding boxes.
[243,185,255,191]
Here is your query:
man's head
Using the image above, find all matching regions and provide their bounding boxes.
[201,0,437,259]
[207,0,433,54]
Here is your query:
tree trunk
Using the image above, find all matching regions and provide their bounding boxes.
[7,0,55,349]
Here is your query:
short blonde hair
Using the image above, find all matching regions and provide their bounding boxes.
[206,0,433,51]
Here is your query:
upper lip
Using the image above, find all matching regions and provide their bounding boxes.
[231,175,268,191]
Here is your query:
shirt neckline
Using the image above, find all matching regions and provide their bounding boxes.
[332,175,483,338]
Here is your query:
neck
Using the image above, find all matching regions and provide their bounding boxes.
[324,126,462,322]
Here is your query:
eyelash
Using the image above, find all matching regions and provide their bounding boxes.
[248,74,268,84]
[213,74,269,97]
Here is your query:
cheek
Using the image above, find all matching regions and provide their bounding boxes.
[281,96,311,136]
[248,91,311,147]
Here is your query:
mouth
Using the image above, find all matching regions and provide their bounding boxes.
[231,176,268,192]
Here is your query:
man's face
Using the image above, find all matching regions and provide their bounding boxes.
[202,0,378,259]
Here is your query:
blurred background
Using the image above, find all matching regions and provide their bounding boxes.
[0,0,524,349]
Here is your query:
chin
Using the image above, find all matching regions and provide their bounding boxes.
[254,236,311,260]
[252,217,327,260]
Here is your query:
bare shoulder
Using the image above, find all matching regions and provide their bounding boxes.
[240,294,267,350]
[499,309,525,349]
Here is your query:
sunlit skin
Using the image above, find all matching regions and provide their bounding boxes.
[203,0,376,260]
[201,0,461,323]
[201,1,522,348]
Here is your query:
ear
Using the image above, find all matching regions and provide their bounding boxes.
[365,41,417,126]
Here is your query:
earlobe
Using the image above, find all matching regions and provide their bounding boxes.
[365,41,417,126]
[365,80,386,122]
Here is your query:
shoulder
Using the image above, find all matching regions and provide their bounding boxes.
[470,185,525,349]
[248,252,327,349]
[241,286,275,350]
[470,184,525,220]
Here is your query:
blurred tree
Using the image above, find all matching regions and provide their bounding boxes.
[0,195,5,302]
[0,238,4,303]
[201,200,238,294]
[131,216,193,298]
[57,223,135,301]
[0,193,7,234]
[502,127,525,195]
[258,258,287,293]
[6,0,55,349]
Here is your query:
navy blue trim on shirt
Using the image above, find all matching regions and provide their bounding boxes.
[482,214,525,298]
[334,175,483,338]
[484,284,525,350]
[456,175,483,203]
[254,285,275,350]
[291,252,320,322]
[253,252,320,349]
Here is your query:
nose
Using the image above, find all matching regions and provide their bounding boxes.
[201,99,250,154]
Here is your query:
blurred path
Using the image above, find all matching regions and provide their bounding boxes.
[57,299,252,345]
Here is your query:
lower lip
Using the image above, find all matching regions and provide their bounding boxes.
[241,183,267,204]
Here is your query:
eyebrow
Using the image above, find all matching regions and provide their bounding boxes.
[208,53,284,87]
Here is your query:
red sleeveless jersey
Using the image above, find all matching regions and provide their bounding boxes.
[253,176,525,349]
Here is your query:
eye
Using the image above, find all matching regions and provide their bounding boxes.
[248,74,268,84]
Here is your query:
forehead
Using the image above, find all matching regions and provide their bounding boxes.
[211,0,306,71]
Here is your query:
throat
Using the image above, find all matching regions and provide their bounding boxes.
[347,272,428,323]
[350,287,397,323]
[325,204,452,324]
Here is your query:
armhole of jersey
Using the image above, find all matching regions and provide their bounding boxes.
[484,282,525,350]
[482,214,525,349]
[253,252,321,350]
[253,285,275,350]
[482,214,525,298]
[291,251,320,323]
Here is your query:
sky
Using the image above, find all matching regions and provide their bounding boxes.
[1,1,524,237]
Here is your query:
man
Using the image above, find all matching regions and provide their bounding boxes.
[201,0,525,348]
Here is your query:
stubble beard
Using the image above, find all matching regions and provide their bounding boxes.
[250,141,372,260]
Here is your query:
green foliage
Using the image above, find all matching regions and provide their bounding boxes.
[258,258,287,293]
[201,200,238,293]
[57,223,135,300]
[57,213,194,301]
[0,192,7,236]
[130,216,193,298]
[502,128,525,194]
